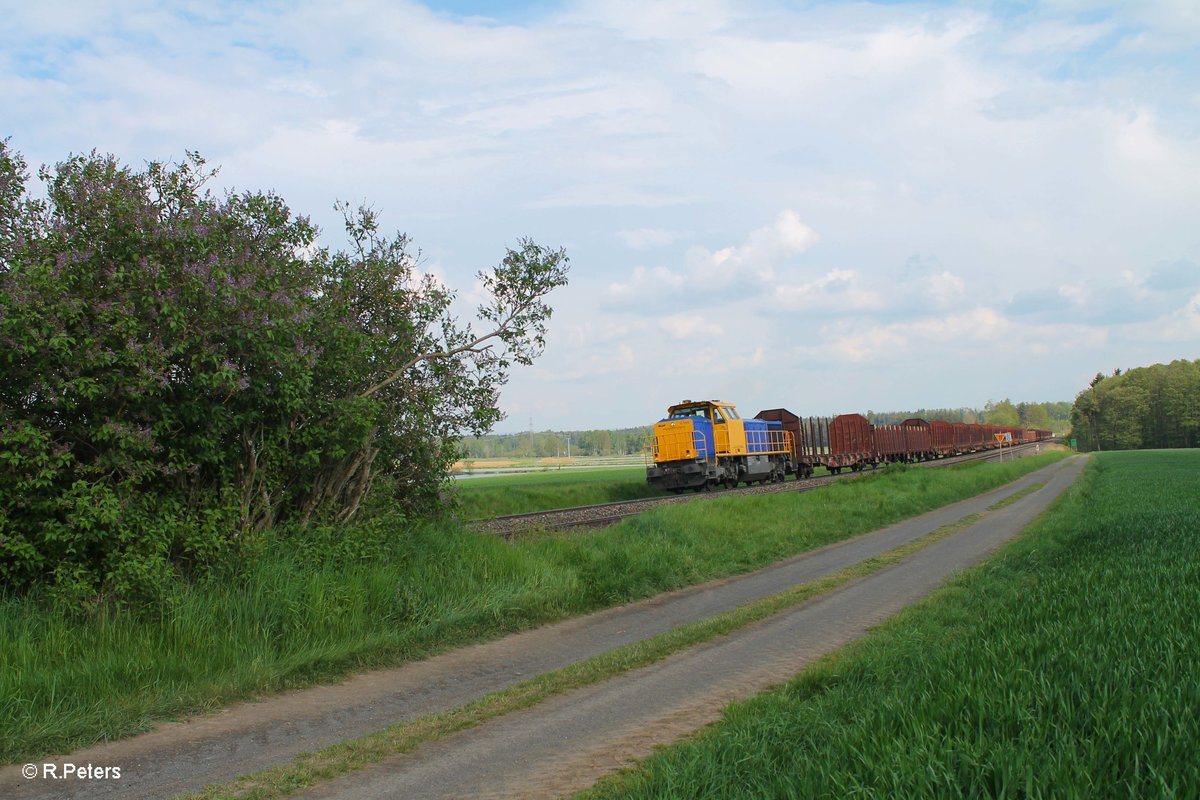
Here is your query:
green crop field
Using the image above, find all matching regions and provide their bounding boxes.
[583,450,1200,799]
[0,453,1064,764]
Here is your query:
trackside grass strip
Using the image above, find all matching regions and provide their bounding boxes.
[581,450,1200,799]
[178,481,1051,799]
[455,463,832,519]
[0,453,1065,763]
[455,466,660,518]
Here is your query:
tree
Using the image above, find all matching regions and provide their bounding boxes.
[0,143,568,601]
[1022,403,1051,429]
[983,399,1020,427]
[1068,361,1200,451]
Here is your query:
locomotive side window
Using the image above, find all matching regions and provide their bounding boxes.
[712,407,726,424]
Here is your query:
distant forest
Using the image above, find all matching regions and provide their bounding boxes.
[868,400,1072,431]
[460,427,650,459]
[459,399,1072,459]
[1070,359,1199,451]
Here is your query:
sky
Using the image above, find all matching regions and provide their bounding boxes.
[3,0,1198,432]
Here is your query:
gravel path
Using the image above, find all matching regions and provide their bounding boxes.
[300,455,1086,800]
[0,455,1081,800]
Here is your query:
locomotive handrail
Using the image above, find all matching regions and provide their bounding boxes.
[647,426,714,463]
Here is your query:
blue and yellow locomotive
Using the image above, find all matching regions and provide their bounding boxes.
[645,400,795,492]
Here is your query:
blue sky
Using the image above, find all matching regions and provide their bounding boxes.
[4,0,1198,431]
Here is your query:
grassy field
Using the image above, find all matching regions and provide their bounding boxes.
[582,450,1199,799]
[0,452,1065,764]
[453,466,659,518]
[454,461,840,518]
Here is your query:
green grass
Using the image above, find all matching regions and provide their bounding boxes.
[0,452,1065,764]
[582,450,1199,799]
[454,461,835,519]
[453,466,660,518]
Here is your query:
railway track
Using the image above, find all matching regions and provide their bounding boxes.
[472,443,1045,539]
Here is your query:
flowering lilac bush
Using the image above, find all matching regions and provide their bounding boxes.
[0,141,568,604]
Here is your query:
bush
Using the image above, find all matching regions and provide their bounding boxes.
[0,141,567,603]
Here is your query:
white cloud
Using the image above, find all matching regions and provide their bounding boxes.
[617,228,680,249]
[659,313,720,340]
[773,268,883,312]
[1123,292,1200,342]
[606,265,685,298]
[685,210,818,283]
[606,210,819,302]
[795,306,1111,366]
[927,271,968,307]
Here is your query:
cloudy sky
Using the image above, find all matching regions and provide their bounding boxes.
[4,0,1198,431]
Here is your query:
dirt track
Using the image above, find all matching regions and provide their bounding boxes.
[0,455,1084,800]
[297,456,1085,799]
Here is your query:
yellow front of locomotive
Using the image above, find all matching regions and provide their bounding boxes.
[646,401,750,490]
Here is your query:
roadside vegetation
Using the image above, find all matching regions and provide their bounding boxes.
[1,453,1064,763]
[583,450,1199,799]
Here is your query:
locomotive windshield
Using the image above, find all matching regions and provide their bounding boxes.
[668,403,741,421]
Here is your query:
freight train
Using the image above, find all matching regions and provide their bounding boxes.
[645,399,1053,492]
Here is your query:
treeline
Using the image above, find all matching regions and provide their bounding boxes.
[463,397,1074,459]
[1070,360,1199,451]
[460,427,651,459]
[868,400,1072,432]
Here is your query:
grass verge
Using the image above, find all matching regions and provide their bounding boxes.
[454,466,659,518]
[581,450,1199,799]
[455,462,835,519]
[179,481,1052,799]
[0,452,1065,764]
